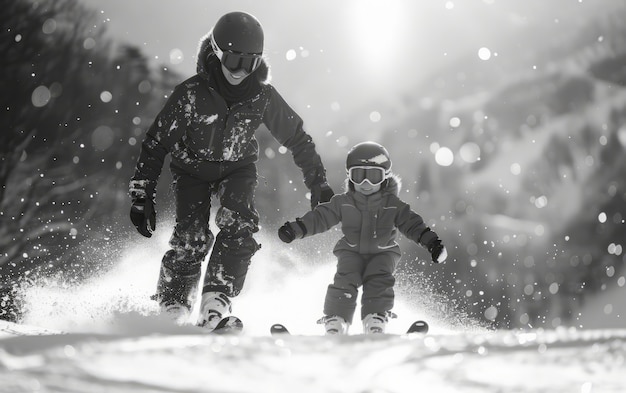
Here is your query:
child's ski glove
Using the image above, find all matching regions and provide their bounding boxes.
[310,182,334,209]
[130,198,156,238]
[427,238,447,263]
[278,219,307,243]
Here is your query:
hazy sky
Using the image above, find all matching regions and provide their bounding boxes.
[77,0,598,133]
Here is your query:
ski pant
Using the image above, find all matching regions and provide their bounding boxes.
[155,161,260,309]
[323,250,399,324]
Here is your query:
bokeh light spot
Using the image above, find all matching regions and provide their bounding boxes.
[459,142,480,163]
[31,86,51,107]
[83,37,96,50]
[510,163,521,175]
[42,19,57,35]
[100,91,113,103]
[92,126,115,151]
[435,147,454,166]
[478,47,492,60]
[169,48,184,65]
[484,306,498,321]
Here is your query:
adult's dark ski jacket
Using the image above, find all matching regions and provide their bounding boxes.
[131,33,327,196]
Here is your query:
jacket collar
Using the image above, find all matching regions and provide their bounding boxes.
[351,189,382,211]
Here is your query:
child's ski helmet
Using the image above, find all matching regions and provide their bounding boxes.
[346,141,392,172]
[212,12,264,55]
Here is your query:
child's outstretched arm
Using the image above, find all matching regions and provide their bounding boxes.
[277,194,343,243]
[395,202,447,263]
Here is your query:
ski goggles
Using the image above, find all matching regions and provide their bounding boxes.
[348,166,387,186]
[210,34,262,74]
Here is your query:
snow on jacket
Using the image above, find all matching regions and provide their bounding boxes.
[297,175,438,255]
[130,33,327,195]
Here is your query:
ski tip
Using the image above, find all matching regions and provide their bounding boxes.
[270,323,290,335]
[407,320,429,334]
[213,316,244,335]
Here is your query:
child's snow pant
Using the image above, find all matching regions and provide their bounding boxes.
[323,250,399,324]
[155,161,260,309]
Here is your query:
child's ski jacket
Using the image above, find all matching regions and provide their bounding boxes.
[297,175,438,255]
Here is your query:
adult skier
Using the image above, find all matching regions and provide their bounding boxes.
[278,142,447,334]
[129,11,334,330]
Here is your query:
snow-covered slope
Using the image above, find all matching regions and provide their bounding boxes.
[1,320,625,393]
[3,231,625,393]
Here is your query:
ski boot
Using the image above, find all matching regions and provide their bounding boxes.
[317,315,350,335]
[362,313,388,334]
[159,301,191,325]
[197,291,232,331]
[362,311,397,334]
[151,293,192,325]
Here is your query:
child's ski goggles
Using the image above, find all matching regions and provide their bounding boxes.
[210,34,262,74]
[348,166,387,186]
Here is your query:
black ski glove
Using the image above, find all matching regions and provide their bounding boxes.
[310,182,334,210]
[130,198,156,238]
[427,238,447,263]
[278,220,307,243]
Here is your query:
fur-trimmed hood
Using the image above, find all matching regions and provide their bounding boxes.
[345,172,402,196]
[196,32,271,84]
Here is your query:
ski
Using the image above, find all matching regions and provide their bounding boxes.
[211,316,244,335]
[407,320,429,334]
[270,320,428,336]
[270,323,290,336]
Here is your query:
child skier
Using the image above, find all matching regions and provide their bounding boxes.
[129,12,333,330]
[278,141,447,334]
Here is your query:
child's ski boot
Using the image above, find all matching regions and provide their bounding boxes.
[362,312,388,334]
[317,315,350,335]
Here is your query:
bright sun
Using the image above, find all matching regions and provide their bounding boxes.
[350,0,411,73]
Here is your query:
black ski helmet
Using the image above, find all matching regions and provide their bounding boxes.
[346,142,392,172]
[212,11,264,55]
